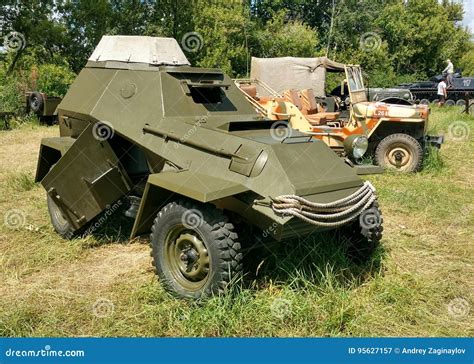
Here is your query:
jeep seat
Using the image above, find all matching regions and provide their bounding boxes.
[306,112,340,125]
[299,89,320,115]
[283,89,303,110]
[240,84,258,99]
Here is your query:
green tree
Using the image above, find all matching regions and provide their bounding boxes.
[458,42,474,75]
[0,0,67,72]
[253,10,319,59]
[191,1,254,76]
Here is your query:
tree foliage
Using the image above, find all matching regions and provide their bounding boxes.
[0,0,472,111]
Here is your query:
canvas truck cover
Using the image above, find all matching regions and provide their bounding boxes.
[88,35,190,66]
[250,56,345,97]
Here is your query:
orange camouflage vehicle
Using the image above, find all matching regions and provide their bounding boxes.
[236,58,444,173]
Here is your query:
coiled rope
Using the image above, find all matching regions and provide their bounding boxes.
[271,181,377,227]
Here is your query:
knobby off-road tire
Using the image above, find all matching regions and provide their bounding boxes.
[47,194,76,239]
[150,200,243,299]
[375,133,423,173]
[342,201,383,262]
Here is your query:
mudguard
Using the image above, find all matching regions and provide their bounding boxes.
[131,171,247,238]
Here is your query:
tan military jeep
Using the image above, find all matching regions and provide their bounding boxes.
[236,57,443,173]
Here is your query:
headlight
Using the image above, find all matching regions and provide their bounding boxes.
[353,136,369,158]
[344,135,368,159]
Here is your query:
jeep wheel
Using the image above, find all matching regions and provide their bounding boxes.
[47,194,75,239]
[375,133,423,172]
[150,200,242,299]
[343,202,383,262]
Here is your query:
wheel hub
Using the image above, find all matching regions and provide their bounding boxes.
[386,146,412,168]
[170,232,210,284]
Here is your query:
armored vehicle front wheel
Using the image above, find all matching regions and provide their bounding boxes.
[375,133,423,173]
[343,202,383,262]
[47,194,75,239]
[150,201,242,299]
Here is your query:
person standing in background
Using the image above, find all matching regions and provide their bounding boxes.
[437,77,447,107]
[442,59,454,87]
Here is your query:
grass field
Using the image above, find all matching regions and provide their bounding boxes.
[0,107,472,337]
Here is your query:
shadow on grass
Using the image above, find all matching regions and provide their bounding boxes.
[422,146,445,173]
[75,199,385,292]
[241,229,386,291]
[78,199,135,248]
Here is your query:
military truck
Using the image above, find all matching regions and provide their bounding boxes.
[25,91,61,124]
[398,73,474,106]
[35,36,384,299]
[244,57,443,173]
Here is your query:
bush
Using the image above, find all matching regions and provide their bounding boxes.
[0,69,27,114]
[35,64,76,97]
[254,11,319,59]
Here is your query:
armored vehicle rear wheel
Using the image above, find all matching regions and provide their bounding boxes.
[343,202,383,262]
[375,133,423,173]
[47,194,75,239]
[150,200,242,299]
[456,99,466,107]
[445,99,455,107]
[420,99,430,105]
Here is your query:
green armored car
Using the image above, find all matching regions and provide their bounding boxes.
[35,36,383,299]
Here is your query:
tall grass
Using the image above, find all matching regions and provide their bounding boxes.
[0,108,472,337]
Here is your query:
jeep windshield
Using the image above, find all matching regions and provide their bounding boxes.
[345,66,367,103]
[346,66,364,92]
